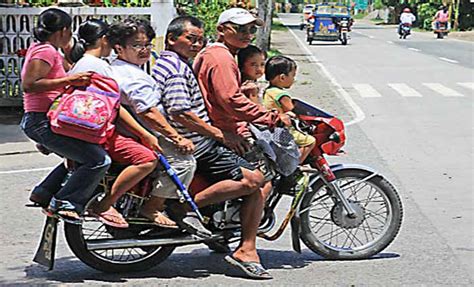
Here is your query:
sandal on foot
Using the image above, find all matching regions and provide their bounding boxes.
[139,210,178,229]
[224,255,273,280]
[91,207,129,229]
[47,198,82,225]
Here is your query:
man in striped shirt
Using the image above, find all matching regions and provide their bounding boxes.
[153,16,272,279]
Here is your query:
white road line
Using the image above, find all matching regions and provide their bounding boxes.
[388,83,423,97]
[368,35,375,39]
[423,83,464,97]
[408,48,421,52]
[0,167,53,175]
[457,82,474,90]
[286,27,365,126]
[387,41,394,44]
[439,57,459,64]
[353,84,382,98]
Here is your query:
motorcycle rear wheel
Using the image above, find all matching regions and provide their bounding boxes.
[299,168,403,259]
[64,194,175,273]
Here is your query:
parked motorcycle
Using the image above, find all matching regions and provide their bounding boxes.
[31,99,403,273]
[399,23,412,39]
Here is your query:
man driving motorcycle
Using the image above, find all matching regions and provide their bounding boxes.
[433,5,449,30]
[193,8,291,279]
[398,8,416,38]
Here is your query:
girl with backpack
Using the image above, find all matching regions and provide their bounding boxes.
[21,8,110,223]
[67,19,177,228]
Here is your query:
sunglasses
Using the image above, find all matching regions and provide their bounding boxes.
[226,23,258,34]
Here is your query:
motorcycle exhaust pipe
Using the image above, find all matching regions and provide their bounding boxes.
[86,234,224,251]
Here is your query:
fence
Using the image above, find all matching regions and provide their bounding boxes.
[0,0,175,107]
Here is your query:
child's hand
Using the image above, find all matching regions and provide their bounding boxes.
[285,111,297,118]
[141,133,163,153]
[241,80,259,97]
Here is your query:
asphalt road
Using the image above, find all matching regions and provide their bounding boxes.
[0,14,472,285]
[279,12,473,280]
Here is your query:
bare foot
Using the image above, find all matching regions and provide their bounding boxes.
[232,248,260,263]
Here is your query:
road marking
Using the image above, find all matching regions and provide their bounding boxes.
[286,26,365,126]
[457,82,474,90]
[388,83,423,97]
[387,41,394,44]
[439,57,459,64]
[353,84,382,98]
[423,83,464,97]
[368,35,375,39]
[408,48,421,52]
[0,167,53,175]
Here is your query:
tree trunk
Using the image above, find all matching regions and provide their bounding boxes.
[256,0,273,51]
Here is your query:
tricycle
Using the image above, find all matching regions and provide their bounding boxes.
[306,3,352,45]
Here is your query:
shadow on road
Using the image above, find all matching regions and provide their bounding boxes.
[18,248,400,284]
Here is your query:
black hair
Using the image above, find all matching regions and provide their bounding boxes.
[33,8,72,42]
[237,44,266,70]
[108,18,156,49]
[166,15,203,46]
[69,19,109,63]
[265,55,297,81]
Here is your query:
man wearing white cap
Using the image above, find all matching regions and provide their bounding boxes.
[194,8,290,280]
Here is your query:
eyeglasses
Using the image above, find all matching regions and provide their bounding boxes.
[226,23,258,35]
[129,43,154,51]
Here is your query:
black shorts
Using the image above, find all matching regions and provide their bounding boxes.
[196,141,255,184]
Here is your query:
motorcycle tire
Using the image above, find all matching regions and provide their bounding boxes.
[299,168,403,260]
[437,32,443,39]
[64,194,175,273]
[341,33,348,45]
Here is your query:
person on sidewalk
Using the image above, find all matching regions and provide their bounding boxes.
[108,18,210,237]
[193,7,291,279]
[20,8,108,223]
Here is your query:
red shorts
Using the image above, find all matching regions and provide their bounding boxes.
[105,132,156,165]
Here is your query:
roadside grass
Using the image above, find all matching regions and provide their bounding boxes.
[267,48,282,57]
[272,20,288,31]
[353,12,368,20]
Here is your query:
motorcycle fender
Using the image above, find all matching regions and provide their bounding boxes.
[307,163,382,191]
[290,214,302,253]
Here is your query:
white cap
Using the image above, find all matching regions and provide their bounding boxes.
[218,8,264,26]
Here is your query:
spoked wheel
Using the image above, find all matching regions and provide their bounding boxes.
[64,193,175,273]
[299,168,403,259]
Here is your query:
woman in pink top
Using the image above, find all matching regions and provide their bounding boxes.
[21,8,111,224]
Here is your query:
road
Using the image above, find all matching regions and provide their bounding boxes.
[279,12,473,279]
[0,14,472,285]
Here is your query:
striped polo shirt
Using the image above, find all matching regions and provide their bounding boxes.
[152,50,213,154]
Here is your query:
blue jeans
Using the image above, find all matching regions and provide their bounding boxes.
[21,112,111,212]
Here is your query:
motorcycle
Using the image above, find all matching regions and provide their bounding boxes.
[31,99,403,273]
[399,23,412,39]
[433,21,449,39]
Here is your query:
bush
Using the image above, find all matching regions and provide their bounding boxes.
[417,2,437,30]
[183,0,229,40]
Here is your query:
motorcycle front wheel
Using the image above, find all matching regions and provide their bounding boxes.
[64,194,175,273]
[299,168,403,259]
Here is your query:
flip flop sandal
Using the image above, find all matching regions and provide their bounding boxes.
[138,211,179,229]
[224,255,273,280]
[91,208,129,229]
[46,198,82,225]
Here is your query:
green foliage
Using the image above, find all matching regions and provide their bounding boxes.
[374,0,383,10]
[417,2,437,30]
[271,20,288,31]
[183,0,229,40]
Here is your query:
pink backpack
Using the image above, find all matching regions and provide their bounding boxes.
[48,73,120,144]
